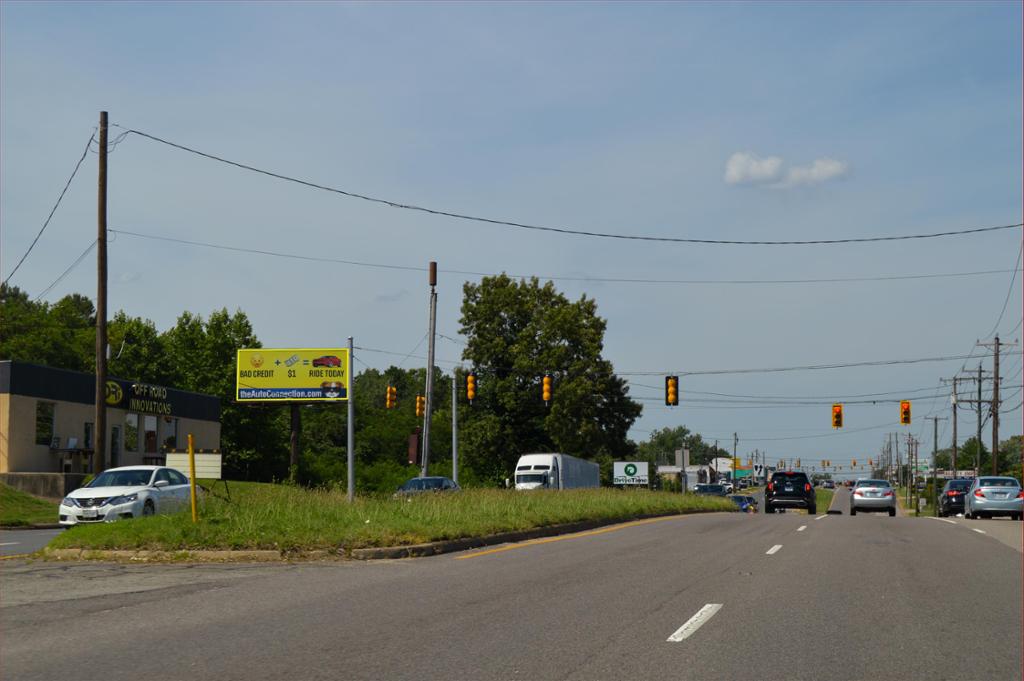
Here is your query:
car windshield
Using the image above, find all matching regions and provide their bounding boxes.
[87,470,153,488]
[401,478,446,491]
[978,478,1018,488]
[947,480,972,491]
[856,480,889,488]
[516,474,547,484]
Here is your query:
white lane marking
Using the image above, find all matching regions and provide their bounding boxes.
[926,517,958,525]
[972,528,986,534]
[796,525,807,532]
[815,514,827,520]
[667,603,723,642]
[766,544,783,555]
[0,542,20,547]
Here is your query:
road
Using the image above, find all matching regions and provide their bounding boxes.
[3,499,1020,681]
[0,529,63,558]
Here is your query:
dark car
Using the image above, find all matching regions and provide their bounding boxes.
[394,476,460,497]
[312,355,341,368]
[938,479,972,517]
[729,494,758,512]
[693,484,728,496]
[765,471,816,514]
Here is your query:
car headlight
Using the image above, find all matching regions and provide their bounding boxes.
[61,497,79,508]
[104,493,139,506]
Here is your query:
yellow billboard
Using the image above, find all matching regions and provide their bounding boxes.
[236,348,349,402]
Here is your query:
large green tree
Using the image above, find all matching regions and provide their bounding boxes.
[458,275,641,481]
[0,284,94,371]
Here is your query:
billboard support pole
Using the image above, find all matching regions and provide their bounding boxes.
[289,403,300,483]
[347,336,355,502]
[421,262,437,478]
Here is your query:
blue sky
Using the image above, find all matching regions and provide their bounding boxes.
[2,1,1021,471]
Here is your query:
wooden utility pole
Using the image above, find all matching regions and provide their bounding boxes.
[991,336,1000,474]
[95,111,108,473]
[420,262,437,477]
[951,379,958,477]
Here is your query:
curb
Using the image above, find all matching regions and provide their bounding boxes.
[39,509,729,563]
[0,524,62,531]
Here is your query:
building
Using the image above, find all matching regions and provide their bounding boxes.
[0,360,220,474]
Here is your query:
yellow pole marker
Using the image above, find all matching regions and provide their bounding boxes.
[188,433,198,523]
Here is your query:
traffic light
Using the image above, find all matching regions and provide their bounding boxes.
[796,458,801,468]
[900,400,911,425]
[868,458,873,467]
[852,459,857,467]
[832,403,844,429]
[542,374,552,403]
[665,375,679,406]
[466,372,476,403]
[415,395,425,418]
[385,385,397,409]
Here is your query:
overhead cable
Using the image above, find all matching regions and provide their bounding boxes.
[111,125,1022,246]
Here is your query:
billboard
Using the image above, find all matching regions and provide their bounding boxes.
[236,348,349,402]
[613,461,649,485]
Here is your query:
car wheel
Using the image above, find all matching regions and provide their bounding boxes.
[964,508,973,520]
[808,506,817,515]
[142,500,155,517]
[888,507,896,517]
[850,506,857,516]
[764,503,773,514]
[1017,513,1023,521]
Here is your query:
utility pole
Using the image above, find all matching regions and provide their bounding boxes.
[95,111,108,474]
[992,336,1000,474]
[925,417,945,516]
[452,367,459,486]
[347,336,355,502]
[713,439,718,481]
[421,262,438,477]
[951,379,958,478]
[732,433,738,486]
[977,363,983,474]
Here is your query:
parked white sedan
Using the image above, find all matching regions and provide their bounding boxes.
[59,466,192,526]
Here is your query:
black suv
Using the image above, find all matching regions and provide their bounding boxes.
[937,479,972,517]
[765,471,816,514]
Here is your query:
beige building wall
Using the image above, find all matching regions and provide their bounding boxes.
[0,393,10,472]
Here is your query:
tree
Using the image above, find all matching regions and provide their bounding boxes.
[0,284,94,371]
[458,275,641,482]
[107,312,173,384]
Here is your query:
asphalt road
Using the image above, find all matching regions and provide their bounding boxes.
[0,529,63,557]
[2,502,1020,681]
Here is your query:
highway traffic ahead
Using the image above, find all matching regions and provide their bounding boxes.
[3,490,1020,681]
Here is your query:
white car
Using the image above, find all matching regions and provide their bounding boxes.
[59,465,192,526]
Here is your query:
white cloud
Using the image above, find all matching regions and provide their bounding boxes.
[724,152,783,185]
[724,153,848,188]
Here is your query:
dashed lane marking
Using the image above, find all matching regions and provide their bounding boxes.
[972,528,986,534]
[0,542,20,546]
[766,544,783,555]
[815,515,827,520]
[926,517,958,525]
[796,526,807,532]
[667,604,723,642]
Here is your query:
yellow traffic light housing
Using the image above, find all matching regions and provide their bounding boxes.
[466,372,476,403]
[900,400,911,425]
[832,403,844,429]
[415,395,425,418]
[542,374,552,403]
[852,459,857,467]
[385,385,397,409]
[665,375,679,406]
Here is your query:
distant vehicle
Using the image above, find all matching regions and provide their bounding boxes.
[821,480,835,490]
[513,453,599,490]
[849,479,896,517]
[59,465,191,526]
[938,479,972,517]
[765,471,816,514]
[694,484,727,496]
[395,476,460,496]
[312,355,342,368]
[737,480,750,490]
[963,477,1023,520]
[720,482,735,493]
[728,494,758,512]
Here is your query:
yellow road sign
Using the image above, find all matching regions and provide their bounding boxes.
[236,348,349,402]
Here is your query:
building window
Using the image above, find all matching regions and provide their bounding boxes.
[84,422,93,450]
[124,414,139,452]
[35,402,55,446]
[161,416,177,450]
[144,415,158,453]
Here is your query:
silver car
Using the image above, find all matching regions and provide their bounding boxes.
[963,477,1023,520]
[849,479,896,517]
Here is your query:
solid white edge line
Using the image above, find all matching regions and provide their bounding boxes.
[766,544,783,555]
[815,514,827,520]
[0,542,19,546]
[925,517,958,525]
[667,603,723,642]
[972,528,986,534]
[796,525,807,532]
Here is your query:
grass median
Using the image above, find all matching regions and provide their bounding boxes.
[49,482,736,553]
[815,488,834,514]
[1,483,58,527]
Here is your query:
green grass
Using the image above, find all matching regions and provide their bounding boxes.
[50,482,736,552]
[896,487,933,515]
[0,483,58,527]
[815,488,835,514]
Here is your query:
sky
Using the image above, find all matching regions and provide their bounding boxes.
[2,1,1021,474]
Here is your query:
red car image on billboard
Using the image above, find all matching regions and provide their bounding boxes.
[312,355,342,368]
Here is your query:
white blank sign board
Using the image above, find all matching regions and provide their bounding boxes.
[165,453,222,480]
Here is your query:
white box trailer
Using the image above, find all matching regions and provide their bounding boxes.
[513,453,600,490]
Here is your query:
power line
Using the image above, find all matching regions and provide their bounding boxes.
[109,227,1022,286]
[4,133,95,285]
[620,352,1005,377]
[34,240,98,301]
[627,381,952,401]
[984,242,1023,338]
[111,124,1022,247]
